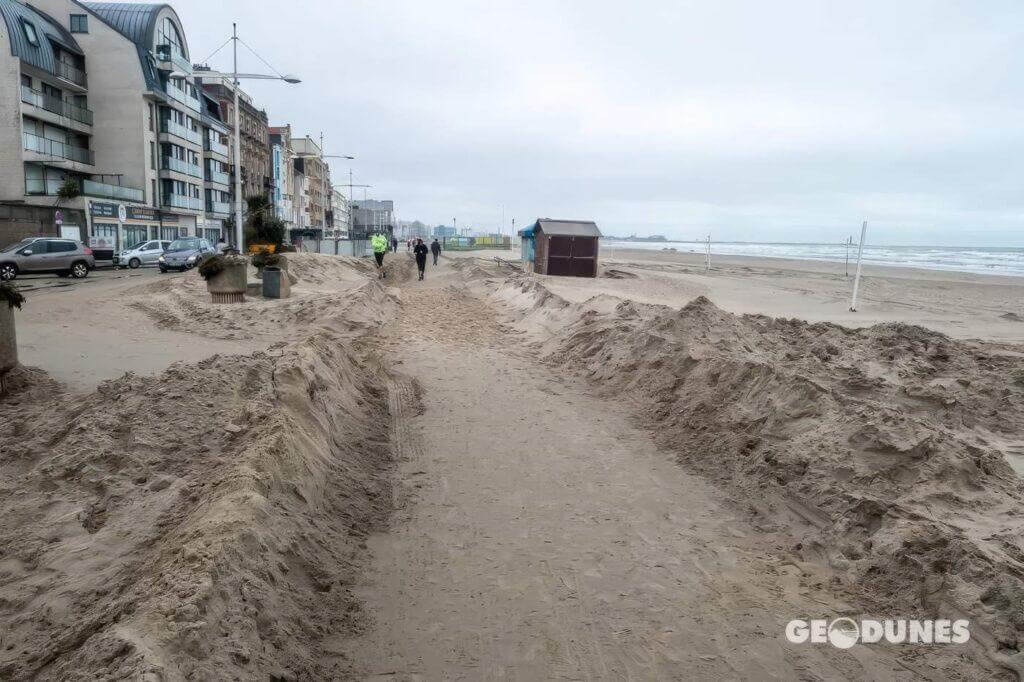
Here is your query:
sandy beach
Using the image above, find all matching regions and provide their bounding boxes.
[1,250,1022,679]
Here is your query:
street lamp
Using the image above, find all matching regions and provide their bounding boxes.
[181,24,300,251]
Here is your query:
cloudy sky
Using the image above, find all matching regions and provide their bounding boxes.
[173,0,1024,245]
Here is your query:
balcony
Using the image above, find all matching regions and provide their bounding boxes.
[82,179,145,202]
[155,44,192,74]
[25,177,144,202]
[21,86,93,126]
[203,138,229,157]
[54,60,86,87]
[162,193,204,211]
[166,79,201,112]
[23,132,93,165]
[206,199,231,216]
[205,167,230,185]
[161,156,203,179]
[159,118,202,145]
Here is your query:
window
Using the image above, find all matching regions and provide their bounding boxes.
[150,142,155,169]
[22,240,45,254]
[20,74,31,88]
[48,240,77,252]
[70,14,87,33]
[20,19,39,46]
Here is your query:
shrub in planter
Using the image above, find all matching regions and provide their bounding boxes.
[199,254,248,303]
[0,282,23,374]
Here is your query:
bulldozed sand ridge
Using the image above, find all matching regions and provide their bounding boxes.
[466,264,1024,671]
[0,258,401,680]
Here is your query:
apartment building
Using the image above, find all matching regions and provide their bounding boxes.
[0,0,133,246]
[330,186,349,238]
[290,136,330,234]
[350,199,394,239]
[20,0,231,252]
[268,124,294,230]
[202,77,270,205]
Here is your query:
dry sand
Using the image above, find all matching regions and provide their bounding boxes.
[2,249,1023,679]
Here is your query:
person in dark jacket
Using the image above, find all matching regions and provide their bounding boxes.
[391,237,398,253]
[413,238,429,280]
[430,238,441,265]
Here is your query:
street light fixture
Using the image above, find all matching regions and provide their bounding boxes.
[180,24,301,251]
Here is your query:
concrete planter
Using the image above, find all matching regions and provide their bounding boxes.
[262,266,291,299]
[206,261,247,303]
[0,303,16,375]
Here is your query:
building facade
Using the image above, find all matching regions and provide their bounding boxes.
[330,187,349,238]
[351,199,394,238]
[201,77,270,206]
[290,136,330,235]
[0,0,127,246]
[268,124,294,230]
[20,0,232,253]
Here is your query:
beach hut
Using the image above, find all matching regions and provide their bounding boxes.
[518,219,602,277]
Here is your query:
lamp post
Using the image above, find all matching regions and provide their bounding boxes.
[183,26,300,251]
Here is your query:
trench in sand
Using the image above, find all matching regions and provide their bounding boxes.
[1,252,1023,679]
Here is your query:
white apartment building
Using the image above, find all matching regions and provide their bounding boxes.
[0,0,132,248]
[16,0,231,251]
[330,187,349,238]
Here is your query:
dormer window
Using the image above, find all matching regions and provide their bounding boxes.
[70,14,87,33]
[20,18,39,46]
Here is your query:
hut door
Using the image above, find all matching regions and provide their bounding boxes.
[547,236,573,276]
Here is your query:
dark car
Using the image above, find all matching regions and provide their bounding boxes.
[158,237,216,273]
[0,237,95,281]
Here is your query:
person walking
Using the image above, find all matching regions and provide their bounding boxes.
[413,238,429,280]
[371,232,389,279]
[391,237,398,253]
[430,238,441,266]
[216,236,230,254]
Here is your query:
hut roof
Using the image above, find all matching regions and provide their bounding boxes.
[534,219,602,238]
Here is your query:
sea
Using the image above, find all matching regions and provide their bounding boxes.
[601,241,1024,278]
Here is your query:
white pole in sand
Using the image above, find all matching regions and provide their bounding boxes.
[705,234,711,271]
[850,221,868,311]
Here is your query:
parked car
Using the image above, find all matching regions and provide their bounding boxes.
[158,237,216,273]
[0,237,95,281]
[114,240,171,269]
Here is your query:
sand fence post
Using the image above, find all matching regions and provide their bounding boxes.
[705,234,711,271]
[849,220,868,311]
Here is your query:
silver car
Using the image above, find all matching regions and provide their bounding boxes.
[114,240,171,269]
[0,237,95,281]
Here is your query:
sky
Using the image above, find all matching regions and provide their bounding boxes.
[172,0,1024,246]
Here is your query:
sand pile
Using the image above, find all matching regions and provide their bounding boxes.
[0,283,399,680]
[481,274,1024,660]
[128,253,384,341]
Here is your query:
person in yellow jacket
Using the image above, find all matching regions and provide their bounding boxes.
[371,232,390,279]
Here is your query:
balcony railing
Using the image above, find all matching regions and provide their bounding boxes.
[25,177,144,202]
[54,60,86,87]
[203,138,229,156]
[205,168,230,185]
[155,44,192,74]
[23,132,94,165]
[162,193,204,211]
[165,80,201,113]
[159,118,202,145]
[82,179,145,202]
[206,199,231,215]
[162,156,203,178]
[20,86,93,125]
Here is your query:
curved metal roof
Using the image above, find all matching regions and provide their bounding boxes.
[0,0,83,76]
[80,2,169,47]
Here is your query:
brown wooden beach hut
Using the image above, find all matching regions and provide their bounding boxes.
[520,219,602,277]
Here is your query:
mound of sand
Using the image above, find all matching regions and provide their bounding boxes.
[127,254,387,341]
[0,284,399,680]
[480,274,1024,661]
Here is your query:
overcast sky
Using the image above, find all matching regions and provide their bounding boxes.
[172,0,1024,245]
